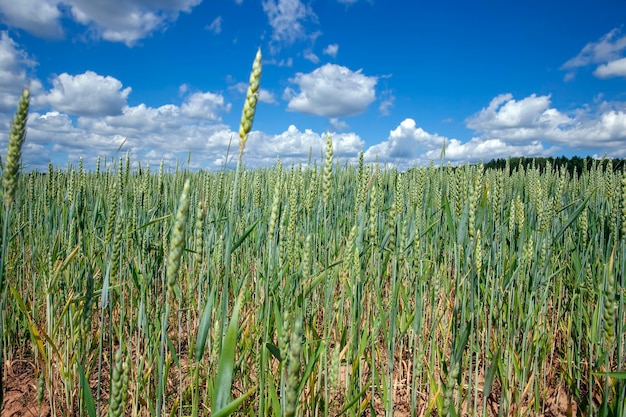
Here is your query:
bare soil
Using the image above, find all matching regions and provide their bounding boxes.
[2,360,49,417]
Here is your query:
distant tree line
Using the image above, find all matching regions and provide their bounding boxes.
[484,156,626,176]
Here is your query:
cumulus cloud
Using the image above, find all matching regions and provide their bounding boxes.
[323,43,339,58]
[262,0,317,46]
[284,63,377,117]
[0,32,41,111]
[364,118,446,161]
[363,118,552,168]
[562,28,626,80]
[12,99,234,169]
[8,104,364,169]
[180,91,231,121]
[0,0,63,38]
[594,57,626,78]
[466,93,626,150]
[0,34,35,80]
[0,0,201,45]
[70,0,201,45]
[37,71,131,116]
[244,125,363,166]
[466,93,571,133]
[425,138,548,162]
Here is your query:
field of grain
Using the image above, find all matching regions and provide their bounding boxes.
[0,54,624,417]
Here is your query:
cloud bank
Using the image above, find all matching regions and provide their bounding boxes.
[0,0,201,45]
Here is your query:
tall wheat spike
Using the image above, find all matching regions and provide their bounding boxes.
[238,48,262,161]
[3,88,29,207]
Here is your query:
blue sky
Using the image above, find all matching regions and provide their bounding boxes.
[0,0,625,170]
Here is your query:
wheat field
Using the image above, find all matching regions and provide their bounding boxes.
[0,53,624,417]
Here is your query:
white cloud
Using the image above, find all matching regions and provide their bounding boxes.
[285,63,377,117]
[363,118,553,168]
[70,0,201,45]
[562,28,626,80]
[85,104,182,134]
[323,43,339,58]
[466,93,571,133]
[262,0,317,46]
[426,138,548,162]
[0,34,35,80]
[0,32,40,111]
[0,0,63,38]
[466,93,626,149]
[181,91,231,121]
[562,28,626,69]
[206,16,222,34]
[8,104,365,169]
[24,111,131,164]
[594,57,626,78]
[0,0,201,45]
[244,125,363,166]
[37,71,131,116]
[15,100,234,169]
[33,111,74,133]
[303,50,319,64]
[364,118,445,161]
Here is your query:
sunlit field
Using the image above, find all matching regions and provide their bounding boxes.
[1,147,625,416]
[1,53,625,417]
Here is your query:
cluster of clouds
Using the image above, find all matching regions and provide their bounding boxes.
[561,28,626,80]
[0,0,202,46]
[0,0,625,170]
